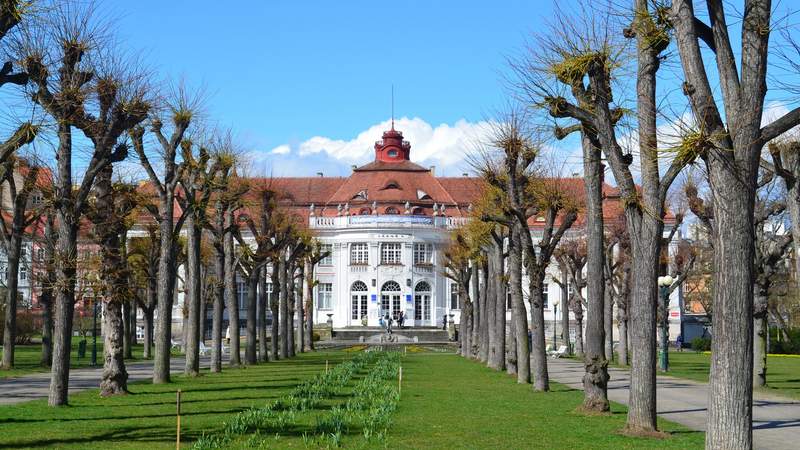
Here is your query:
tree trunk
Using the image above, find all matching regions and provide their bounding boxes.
[40,289,54,367]
[509,226,530,384]
[494,250,507,372]
[245,270,258,365]
[279,259,289,359]
[122,301,132,360]
[2,241,21,369]
[100,299,127,396]
[581,136,609,412]
[604,286,613,362]
[184,214,201,377]
[296,264,305,354]
[143,306,154,359]
[211,244,225,373]
[258,266,268,362]
[270,262,281,360]
[223,213,240,367]
[573,306,584,358]
[471,263,481,358]
[481,255,492,364]
[625,218,662,430]
[461,299,472,358]
[304,262,314,351]
[529,272,549,391]
[618,315,628,366]
[287,264,296,357]
[560,270,571,355]
[153,198,177,384]
[753,292,768,388]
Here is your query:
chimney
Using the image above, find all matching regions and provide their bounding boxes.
[316,172,324,177]
[351,165,357,171]
[572,172,580,177]
[462,172,469,177]
[430,165,436,176]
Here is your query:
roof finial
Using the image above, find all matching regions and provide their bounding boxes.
[391,84,394,130]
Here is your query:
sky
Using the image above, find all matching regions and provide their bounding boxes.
[110,0,563,177]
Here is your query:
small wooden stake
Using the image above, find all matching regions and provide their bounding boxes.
[176,389,182,449]
[325,359,329,373]
[399,366,403,395]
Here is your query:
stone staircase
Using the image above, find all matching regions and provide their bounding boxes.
[332,326,450,343]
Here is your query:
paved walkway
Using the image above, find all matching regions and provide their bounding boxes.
[547,358,800,450]
[0,356,206,405]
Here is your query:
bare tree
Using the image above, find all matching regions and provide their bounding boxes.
[130,85,197,383]
[556,239,587,357]
[18,4,150,404]
[127,225,159,358]
[0,158,42,368]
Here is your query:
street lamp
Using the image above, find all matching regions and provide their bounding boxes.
[552,297,560,351]
[657,275,674,372]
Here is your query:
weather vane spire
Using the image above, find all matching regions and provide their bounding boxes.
[391,84,394,130]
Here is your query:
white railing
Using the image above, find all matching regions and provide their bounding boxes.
[349,265,368,273]
[309,215,472,230]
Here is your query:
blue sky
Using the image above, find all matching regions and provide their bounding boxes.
[112,1,561,176]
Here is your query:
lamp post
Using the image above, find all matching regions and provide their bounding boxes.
[552,297,560,351]
[657,275,673,372]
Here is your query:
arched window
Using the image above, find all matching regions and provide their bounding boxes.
[358,207,372,215]
[351,281,368,291]
[387,149,398,158]
[385,206,400,215]
[382,180,401,190]
[415,281,431,292]
[381,281,401,292]
[411,206,425,216]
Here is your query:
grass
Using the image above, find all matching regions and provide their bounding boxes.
[0,347,706,449]
[663,352,800,400]
[0,337,181,379]
[0,350,351,449]
[387,352,703,449]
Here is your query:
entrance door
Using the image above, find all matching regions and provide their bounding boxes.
[380,281,402,322]
[350,281,369,325]
[414,281,432,326]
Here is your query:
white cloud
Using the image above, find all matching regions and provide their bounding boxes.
[270,144,291,155]
[284,117,493,170]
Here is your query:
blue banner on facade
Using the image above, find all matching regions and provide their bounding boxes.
[371,294,377,302]
[406,294,412,303]
[350,215,433,225]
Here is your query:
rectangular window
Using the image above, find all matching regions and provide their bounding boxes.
[20,266,27,281]
[319,244,333,266]
[265,282,273,306]
[236,281,247,310]
[351,294,368,320]
[37,248,44,262]
[350,243,369,265]
[317,283,332,310]
[507,290,512,310]
[542,282,549,309]
[413,243,432,265]
[450,283,460,310]
[381,243,402,265]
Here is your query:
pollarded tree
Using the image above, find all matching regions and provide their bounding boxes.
[127,225,159,359]
[19,4,151,405]
[205,143,246,372]
[178,140,219,377]
[0,157,43,369]
[130,85,197,383]
[555,238,587,357]
[89,163,140,396]
[443,225,486,359]
[604,218,631,365]
[670,1,800,445]
[302,240,330,352]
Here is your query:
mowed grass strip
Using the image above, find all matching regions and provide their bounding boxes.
[662,352,800,400]
[0,351,350,449]
[388,352,704,450]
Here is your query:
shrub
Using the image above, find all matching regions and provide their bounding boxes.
[312,332,321,342]
[769,328,800,354]
[691,337,711,352]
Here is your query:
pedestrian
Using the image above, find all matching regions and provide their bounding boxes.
[386,314,394,335]
[398,311,405,329]
[676,334,683,352]
[225,325,230,344]
[442,315,447,330]
[378,315,385,329]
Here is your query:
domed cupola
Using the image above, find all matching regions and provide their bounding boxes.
[374,124,411,163]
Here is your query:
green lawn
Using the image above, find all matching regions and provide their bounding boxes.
[0,337,181,379]
[388,352,703,449]
[664,352,800,400]
[0,348,705,449]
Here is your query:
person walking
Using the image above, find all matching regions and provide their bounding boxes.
[398,311,405,329]
[386,314,394,335]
